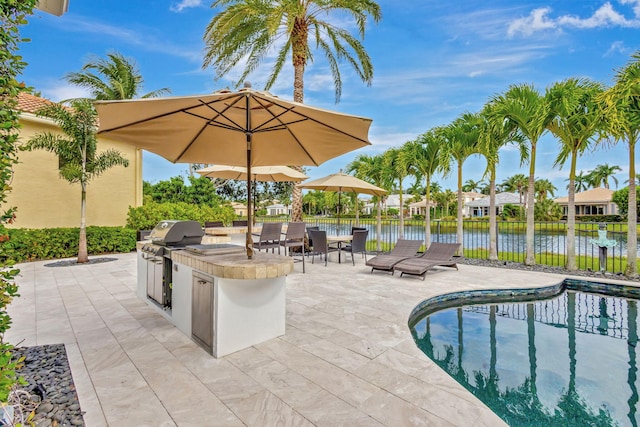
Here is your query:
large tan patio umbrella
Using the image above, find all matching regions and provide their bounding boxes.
[299,172,387,234]
[196,165,308,224]
[94,86,372,258]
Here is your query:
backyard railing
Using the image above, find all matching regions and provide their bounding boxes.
[258,216,639,275]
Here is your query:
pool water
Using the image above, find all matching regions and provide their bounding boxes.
[410,283,640,427]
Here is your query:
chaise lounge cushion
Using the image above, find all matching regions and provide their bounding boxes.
[365,239,423,273]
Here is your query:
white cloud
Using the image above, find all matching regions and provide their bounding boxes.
[507,7,558,37]
[49,16,202,62]
[508,2,640,37]
[42,84,91,102]
[170,0,204,13]
[604,40,628,56]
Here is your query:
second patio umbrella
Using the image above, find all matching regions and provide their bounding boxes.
[299,172,387,234]
[196,165,308,223]
[95,86,372,258]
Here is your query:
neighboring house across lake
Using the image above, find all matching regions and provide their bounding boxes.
[230,202,247,217]
[6,93,143,228]
[554,187,618,216]
[465,192,523,217]
[408,198,438,217]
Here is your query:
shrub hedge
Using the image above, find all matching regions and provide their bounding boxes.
[127,201,235,230]
[0,226,137,264]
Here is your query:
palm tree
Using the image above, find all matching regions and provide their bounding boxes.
[600,50,640,277]
[462,178,485,193]
[384,146,412,238]
[65,52,171,100]
[479,102,524,260]
[401,131,445,247]
[588,163,622,189]
[569,170,591,192]
[346,153,388,252]
[546,78,604,271]
[501,174,528,208]
[439,113,482,254]
[490,84,552,265]
[533,178,558,201]
[22,99,129,263]
[203,0,382,223]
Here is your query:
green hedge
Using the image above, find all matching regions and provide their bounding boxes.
[0,226,137,264]
[127,201,235,230]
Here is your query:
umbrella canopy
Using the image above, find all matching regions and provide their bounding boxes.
[299,172,387,234]
[196,165,308,182]
[299,172,387,196]
[94,87,372,258]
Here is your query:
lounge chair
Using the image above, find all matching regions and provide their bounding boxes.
[393,242,462,280]
[365,239,423,274]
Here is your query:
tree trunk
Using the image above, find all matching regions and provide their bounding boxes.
[425,177,431,249]
[566,153,577,271]
[489,169,498,261]
[77,184,89,263]
[376,199,382,253]
[456,162,464,256]
[398,180,404,239]
[525,143,537,265]
[626,137,637,277]
[289,50,306,222]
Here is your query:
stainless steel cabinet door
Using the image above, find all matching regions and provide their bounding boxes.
[191,273,214,353]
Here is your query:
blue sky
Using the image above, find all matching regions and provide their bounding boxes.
[22,0,640,197]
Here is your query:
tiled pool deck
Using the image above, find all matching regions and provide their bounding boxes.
[7,252,637,426]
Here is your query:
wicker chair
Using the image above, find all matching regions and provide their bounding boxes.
[307,229,338,266]
[280,222,306,273]
[254,222,283,253]
[340,230,369,265]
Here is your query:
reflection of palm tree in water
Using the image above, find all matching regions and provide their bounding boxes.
[628,301,638,425]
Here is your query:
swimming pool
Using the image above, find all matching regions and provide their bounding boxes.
[409,279,640,427]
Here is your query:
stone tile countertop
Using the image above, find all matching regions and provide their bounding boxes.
[171,250,294,280]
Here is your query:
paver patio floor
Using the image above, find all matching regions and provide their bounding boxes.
[7,252,635,426]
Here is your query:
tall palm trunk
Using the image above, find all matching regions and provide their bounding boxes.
[566,153,578,271]
[376,199,382,252]
[489,169,498,261]
[290,59,305,222]
[627,135,637,277]
[525,144,537,265]
[398,182,404,239]
[425,178,431,249]
[78,183,89,263]
[456,163,464,255]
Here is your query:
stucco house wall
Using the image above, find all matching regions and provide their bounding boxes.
[6,94,143,229]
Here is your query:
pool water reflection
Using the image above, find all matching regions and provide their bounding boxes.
[410,284,639,426]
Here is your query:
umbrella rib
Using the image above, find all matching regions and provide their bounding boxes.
[174,97,248,162]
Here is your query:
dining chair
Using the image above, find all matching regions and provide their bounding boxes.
[232,220,248,227]
[340,230,369,265]
[307,229,338,266]
[254,222,283,253]
[280,222,306,273]
[305,226,320,258]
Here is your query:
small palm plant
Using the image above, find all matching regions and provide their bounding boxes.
[22,99,129,263]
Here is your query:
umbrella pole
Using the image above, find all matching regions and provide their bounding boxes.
[245,97,254,259]
[337,190,341,236]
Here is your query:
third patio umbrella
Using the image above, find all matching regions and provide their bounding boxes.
[299,172,387,234]
[94,86,372,258]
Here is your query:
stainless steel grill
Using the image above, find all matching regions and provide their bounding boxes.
[141,220,205,308]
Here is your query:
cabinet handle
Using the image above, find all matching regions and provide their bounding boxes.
[197,280,207,285]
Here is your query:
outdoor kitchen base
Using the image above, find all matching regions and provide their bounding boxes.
[136,244,293,358]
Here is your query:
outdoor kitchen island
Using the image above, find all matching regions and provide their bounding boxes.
[137,242,293,358]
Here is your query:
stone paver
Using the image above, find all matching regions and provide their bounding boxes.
[7,252,635,426]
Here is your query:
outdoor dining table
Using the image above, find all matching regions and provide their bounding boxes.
[326,234,353,264]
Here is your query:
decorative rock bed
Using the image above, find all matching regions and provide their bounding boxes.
[10,344,84,427]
